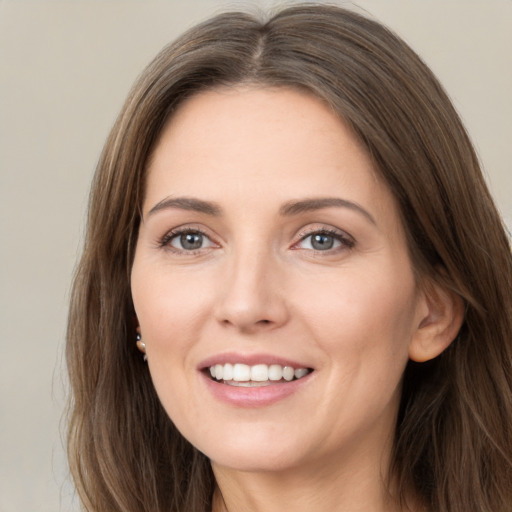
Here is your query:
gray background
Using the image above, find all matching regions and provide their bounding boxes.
[0,1,510,510]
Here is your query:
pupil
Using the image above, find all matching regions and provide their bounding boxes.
[312,234,334,250]
[181,233,202,250]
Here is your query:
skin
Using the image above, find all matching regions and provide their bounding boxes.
[131,87,459,512]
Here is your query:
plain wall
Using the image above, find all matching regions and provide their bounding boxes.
[0,1,510,510]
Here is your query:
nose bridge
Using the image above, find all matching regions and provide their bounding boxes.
[216,237,287,331]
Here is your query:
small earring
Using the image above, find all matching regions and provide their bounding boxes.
[136,332,147,362]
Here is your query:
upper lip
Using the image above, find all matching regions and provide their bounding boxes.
[198,352,313,370]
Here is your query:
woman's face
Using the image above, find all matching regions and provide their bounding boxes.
[131,87,429,475]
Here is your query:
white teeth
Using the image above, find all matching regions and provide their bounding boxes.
[233,363,251,381]
[209,363,310,383]
[294,368,309,379]
[268,364,283,381]
[223,363,233,380]
[251,364,268,381]
[282,366,294,381]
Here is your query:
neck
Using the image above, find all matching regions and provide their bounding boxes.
[211,444,411,512]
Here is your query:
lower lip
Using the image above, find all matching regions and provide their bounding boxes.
[200,371,313,408]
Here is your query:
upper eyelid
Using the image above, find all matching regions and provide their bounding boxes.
[295,225,354,241]
[162,224,213,238]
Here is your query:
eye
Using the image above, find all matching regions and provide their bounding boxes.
[295,229,354,252]
[161,229,216,252]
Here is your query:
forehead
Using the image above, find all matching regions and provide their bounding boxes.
[159,86,366,153]
[144,86,394,220]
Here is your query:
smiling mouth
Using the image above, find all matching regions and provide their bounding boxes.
[207,363,313,387]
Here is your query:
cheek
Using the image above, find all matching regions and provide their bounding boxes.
[131,266,207,419]
[132,263,211,341]
[293,265,418,369]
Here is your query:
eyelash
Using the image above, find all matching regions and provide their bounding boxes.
[159,227,214,254]
[294,228,355,253]
[158,226,355,255]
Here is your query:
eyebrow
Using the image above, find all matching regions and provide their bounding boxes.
[147,195,376,225]
[147,196,222,217]
[280,197,376,225]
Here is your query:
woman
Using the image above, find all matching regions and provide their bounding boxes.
[66,4,512,512]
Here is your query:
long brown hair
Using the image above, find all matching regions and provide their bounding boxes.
[66,4,512,511]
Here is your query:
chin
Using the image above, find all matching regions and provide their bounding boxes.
[193,428,314,474]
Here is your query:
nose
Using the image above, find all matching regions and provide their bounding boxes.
[214,247,289,334]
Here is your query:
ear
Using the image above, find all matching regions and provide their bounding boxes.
[133,314,141,335]
[409,280,464,363]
